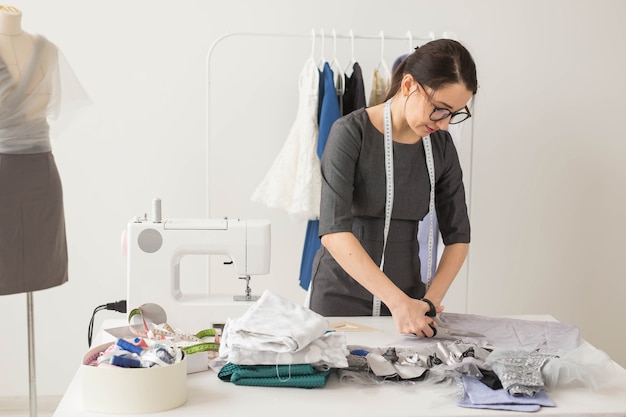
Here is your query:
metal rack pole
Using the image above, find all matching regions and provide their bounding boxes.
[27,291,37,417]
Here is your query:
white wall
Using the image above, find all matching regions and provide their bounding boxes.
[1,0,625,398]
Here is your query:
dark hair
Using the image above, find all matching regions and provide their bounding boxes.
[384,39,478,101]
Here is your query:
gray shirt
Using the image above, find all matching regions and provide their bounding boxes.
[309,108,470,316]
[319,108,470,244]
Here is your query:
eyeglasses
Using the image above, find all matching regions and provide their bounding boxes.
[416,82,472,125]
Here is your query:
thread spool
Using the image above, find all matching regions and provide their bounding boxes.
[152,198,162,223]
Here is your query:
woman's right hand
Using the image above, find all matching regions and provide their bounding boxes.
[388,297,439,337]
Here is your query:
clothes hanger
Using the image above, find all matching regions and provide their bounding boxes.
[406,30,413,52]
[309,28,316,61]
[330,29,345,95]
[300,28,316,90]
[376,30,391,79]
[343,29,356,77]
[317,28,326,70]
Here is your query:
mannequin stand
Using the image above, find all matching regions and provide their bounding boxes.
[27,292,37,417]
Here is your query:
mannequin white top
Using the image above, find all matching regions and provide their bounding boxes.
[0,6,87,154]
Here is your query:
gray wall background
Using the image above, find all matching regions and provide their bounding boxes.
[1,0,625,398]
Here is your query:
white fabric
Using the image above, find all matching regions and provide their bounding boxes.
[217,331,348,369]
[366,351,429,379]
[222,289,329,354]
[250,57,320,220]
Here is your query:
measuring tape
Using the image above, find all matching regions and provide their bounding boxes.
[372,99,435,316]
[180,328,220,355]
[372,99,395,316]
[422,136,435,289]
[127,304,221,355]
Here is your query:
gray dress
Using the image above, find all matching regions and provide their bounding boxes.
[0,36,68,295]
[309,108,470,316]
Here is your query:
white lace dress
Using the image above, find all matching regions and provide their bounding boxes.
[251,57,320,220]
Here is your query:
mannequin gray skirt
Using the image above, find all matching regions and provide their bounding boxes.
[0,152,68,295]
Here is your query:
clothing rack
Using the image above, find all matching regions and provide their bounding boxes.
[205,29,447,216]
[204,30,474,311]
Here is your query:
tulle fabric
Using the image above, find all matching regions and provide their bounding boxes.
[0,34,89,154]
[542,343,621,391]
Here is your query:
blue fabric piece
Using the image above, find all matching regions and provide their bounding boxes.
[298,220,319,289]
[457,376,555,413]
[316,63,340,157]
[299,63,340,290]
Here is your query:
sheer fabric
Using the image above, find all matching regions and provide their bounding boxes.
[0,35,88,154]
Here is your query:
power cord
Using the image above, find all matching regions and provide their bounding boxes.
[87,300,127,347]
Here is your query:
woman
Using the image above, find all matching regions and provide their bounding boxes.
[308,39,478,337]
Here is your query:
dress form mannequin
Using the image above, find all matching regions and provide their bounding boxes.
[0,6,44,77]
[0,6,51,119]
[0,6,72,417]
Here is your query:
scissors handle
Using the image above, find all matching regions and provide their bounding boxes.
[420,298,437,337]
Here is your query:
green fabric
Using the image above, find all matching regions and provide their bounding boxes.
[218,362,333,388]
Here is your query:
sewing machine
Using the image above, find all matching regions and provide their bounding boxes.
[125,199,271,332]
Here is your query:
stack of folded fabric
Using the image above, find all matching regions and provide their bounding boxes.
[213,290,349,388]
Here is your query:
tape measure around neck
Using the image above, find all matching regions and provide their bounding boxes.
[423,136,436,289]
[372,100,395,317]
[372,99,435,316]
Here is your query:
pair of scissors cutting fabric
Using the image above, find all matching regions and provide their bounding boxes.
[422,298,485,338]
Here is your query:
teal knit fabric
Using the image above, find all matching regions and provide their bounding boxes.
[218,363,333,388]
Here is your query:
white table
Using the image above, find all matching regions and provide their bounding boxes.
[54,315,626,417]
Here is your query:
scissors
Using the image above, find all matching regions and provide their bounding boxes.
[422,298,484,338]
